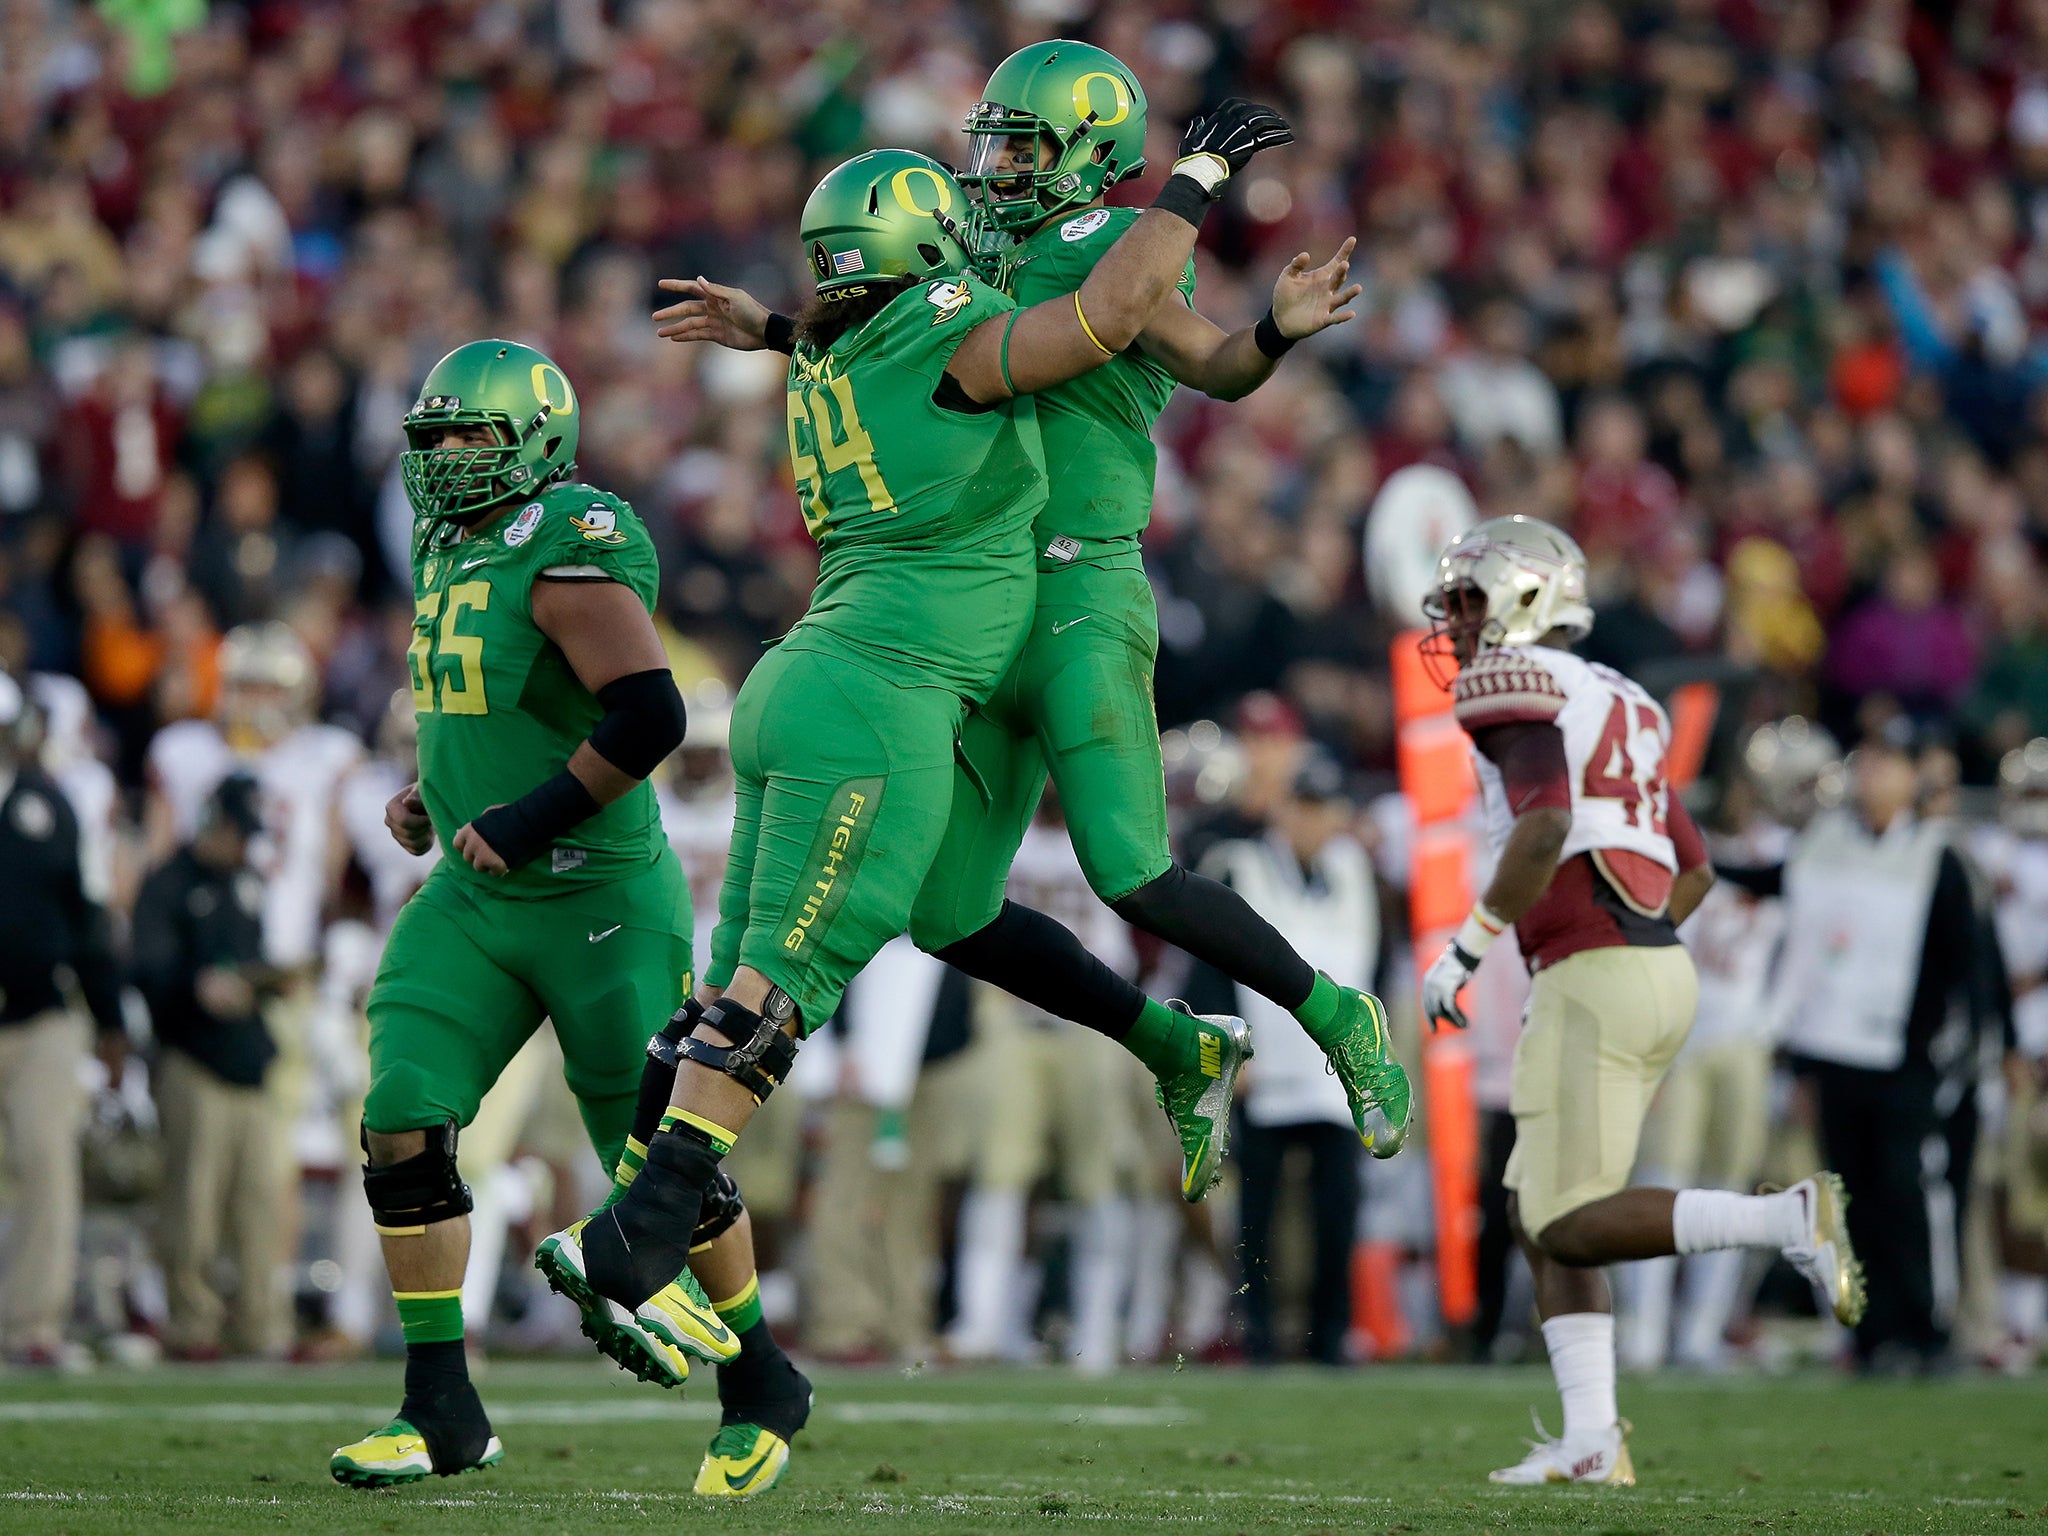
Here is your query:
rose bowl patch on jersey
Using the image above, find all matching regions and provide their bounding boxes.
[1060,208,1111,241]
[504,501,545,547]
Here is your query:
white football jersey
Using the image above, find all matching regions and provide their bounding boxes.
[339,756,438,932]
[1678,826,1792,1050]
[147,719,365,966]
[658,787,736,973]
[1455,645,1678,886]
[1971,824,2048,1057]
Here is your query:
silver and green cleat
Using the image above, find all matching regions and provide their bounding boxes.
[1320,983,1411,1158]
[1153,1000,1252,1202]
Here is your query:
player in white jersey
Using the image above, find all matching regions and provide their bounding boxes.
[1621,721,1837,1371]
[1975,741,2048,1362]
[655,684,739,969]
[146,621,363,971]
[1416,517,1863,1487]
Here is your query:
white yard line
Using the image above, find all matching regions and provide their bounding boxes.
[0,1398,1195,1428]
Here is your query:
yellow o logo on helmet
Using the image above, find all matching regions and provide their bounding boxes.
[531,362,576,416]
[889,166,954,215]
[1070,71,1132,127]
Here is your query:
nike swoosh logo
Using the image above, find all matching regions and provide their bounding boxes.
[1049,615,1092,636]
[725,1460,764,1491]
[588,924,622,943]
[460,556,489,570]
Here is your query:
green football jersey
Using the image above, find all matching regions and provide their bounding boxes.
[1006,205,1196,545]
[782,270,1046,702]
[408,481,668,898]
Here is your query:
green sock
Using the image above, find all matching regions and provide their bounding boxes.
[394,1289,464,1346]
[711,1272,765,1336]
[1293,972,1344,1048]
[1123,997,1199,1076]
[598,1135,649,1212]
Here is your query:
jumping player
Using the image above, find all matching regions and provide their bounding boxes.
[538,108,1298,1391]
[654,42,1410,1163]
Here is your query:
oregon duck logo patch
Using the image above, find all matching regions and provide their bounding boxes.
[572,502,628,545]
[925,280,972,325]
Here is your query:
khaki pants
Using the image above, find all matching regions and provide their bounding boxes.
[806,1052,981,1358]
[1507,945,1697,1235]
[974,1002,1127,1204]
[1639,1036,1771,1191]
[156,1050,290,1356]
[0,1011,89,1353]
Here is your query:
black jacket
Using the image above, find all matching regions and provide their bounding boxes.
[131,847,275,1087]
[0,766,122,1034]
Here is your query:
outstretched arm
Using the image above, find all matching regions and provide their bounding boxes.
[1141,238,1360,401]
[945,100,1296,404]
[653,277,786,352]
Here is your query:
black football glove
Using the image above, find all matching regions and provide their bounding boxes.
[1172,99,1295,197]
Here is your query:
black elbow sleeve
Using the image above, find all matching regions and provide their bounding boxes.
[591,668,687,779]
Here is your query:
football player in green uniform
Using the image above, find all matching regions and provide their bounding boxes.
[539,106,1298,1383]
[329,339,806,1497]
[650,40,1411,1164]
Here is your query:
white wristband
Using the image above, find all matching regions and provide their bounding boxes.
[1170,152,1230,195]
[1452,903,1507,963]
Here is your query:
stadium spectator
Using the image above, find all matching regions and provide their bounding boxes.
[132,772,289,1360]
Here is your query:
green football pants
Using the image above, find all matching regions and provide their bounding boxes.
[364,853,694,1174]
[910,555,1171,951]
[708,643,965,1032]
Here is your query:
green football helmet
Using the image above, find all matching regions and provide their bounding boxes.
[959,39,1148,248]
[799,150,973,301]
[400,339,579,522]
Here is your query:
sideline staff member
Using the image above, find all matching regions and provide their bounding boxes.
[0,670,124,1367]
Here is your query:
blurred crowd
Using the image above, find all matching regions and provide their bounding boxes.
[2,0,2048,1375]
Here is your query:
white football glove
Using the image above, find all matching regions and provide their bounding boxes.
[1420,943,1477,1031]
[1421,904,1507,1032]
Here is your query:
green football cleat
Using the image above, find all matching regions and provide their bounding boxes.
[329,1418,503,1488]
[1153,1001,1252,1202]
[1319,983,1412,1158]
[534,1218,739,1389]
[694,1422,793,1498]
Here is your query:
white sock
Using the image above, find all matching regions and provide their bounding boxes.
[1618,1256,1676,1371]
[1070,1199,1129,1374]
[1541,1312,1617,1444]
[1671,1187,1807,1254]
[2004,1275,2048,1342]
[949,1188,1026,1357]
[1675,1248,1747,1366]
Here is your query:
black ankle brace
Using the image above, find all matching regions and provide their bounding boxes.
[399,1339,493,1473]
[584,1126,725,1307]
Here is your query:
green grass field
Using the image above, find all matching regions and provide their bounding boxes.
[1,1359,2041,1534]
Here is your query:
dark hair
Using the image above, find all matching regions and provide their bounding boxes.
[794,278,917,353]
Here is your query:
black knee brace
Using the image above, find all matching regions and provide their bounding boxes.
[649,996,706,1068]
[678,990,800,1104]
[361,1120,472,1234]
[691,1170,746,1251]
